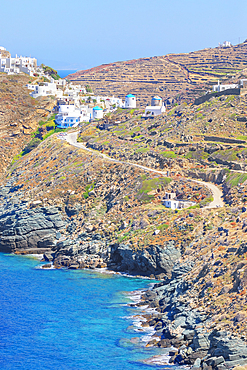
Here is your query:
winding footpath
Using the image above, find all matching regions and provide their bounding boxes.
[63,131,224,209]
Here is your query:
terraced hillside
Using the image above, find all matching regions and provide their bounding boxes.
[67,42,247,106]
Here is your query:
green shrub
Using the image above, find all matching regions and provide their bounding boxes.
[136,177,171,203]
[83,183,95,199]
[161,151,177,158]
[226,173,247,187]
[11,153,23,165]
[135,147,150,153]
[23,138,42,155]
[157,224,169,231]
[85,85,92,93]
[45,121,56,131]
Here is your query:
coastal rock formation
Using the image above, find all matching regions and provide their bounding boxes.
[109,241,180,276]
[141,261,247,369]
[44,236,181,277]
[0,189,66,253]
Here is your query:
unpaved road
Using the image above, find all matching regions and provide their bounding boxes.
[63,131,224,209]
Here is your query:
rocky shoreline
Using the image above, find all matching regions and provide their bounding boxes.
[1,190,247,369]
[1,145,247,369]
[136,262,247,370]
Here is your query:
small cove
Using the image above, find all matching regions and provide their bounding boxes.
[0,253,175,369]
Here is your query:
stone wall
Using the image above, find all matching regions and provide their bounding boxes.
[194,88,240,105]
[204,136,246,144]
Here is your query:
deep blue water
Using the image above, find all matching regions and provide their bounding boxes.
[0,254,172,370]
[57,70,77,78]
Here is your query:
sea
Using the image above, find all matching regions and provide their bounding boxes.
[57,70,77,79]
[0,253,173,370]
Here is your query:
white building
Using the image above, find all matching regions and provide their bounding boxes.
[213,80,239,92]
[144,96,166,117]
[124,94,136,108]
[55,105,82,128]
[108,96,123,107]
[164,199,181,210]
[55,104,93,128]
[26,84,37,91]
[219,41,232,48]
[30,82,62,98]
[80,105,93,122]
[92,106,103,119]
[0,54,37,76]
[145,105,166,117]
[163,192,196,210]
[55,79,67,88]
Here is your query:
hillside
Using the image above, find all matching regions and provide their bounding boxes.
[1,129,247,368]
[1,44,247,369]
[67,42,247,106]
[0,74,55,176]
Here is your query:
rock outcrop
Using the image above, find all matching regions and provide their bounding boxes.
[0,182,66,254]
[109,241,180,276]
[140,262,247,369]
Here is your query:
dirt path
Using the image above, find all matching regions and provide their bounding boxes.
[63,131,224,209]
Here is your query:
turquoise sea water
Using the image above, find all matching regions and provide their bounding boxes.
[0,254,172,370]
[57,70,77,78]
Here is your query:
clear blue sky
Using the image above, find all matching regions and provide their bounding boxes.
[1,0,246,70]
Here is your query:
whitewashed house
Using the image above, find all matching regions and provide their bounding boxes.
[163,192,196,210]
[55,79,67,88]
[55,104,93,127]
[80,105,93,122]
[92,106,103,119]
[30,82,62,98]
[0,54,37,76]
[55,105,82,128]
[26,84,37,91]
[145,106,166,117]
[145,96,166,117]
[107,96,123,107]
[124,94,136,108]
[219,41,232,47]
[213,80,239,92]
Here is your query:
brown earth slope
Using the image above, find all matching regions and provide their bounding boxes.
[67,42,247,106]
[0,73,55,176]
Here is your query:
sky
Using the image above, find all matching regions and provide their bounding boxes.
[0,0,247,71]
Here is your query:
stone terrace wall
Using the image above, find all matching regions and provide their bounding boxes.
[194,88,240,105]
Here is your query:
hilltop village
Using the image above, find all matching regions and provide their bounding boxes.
[1,42,247,369]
